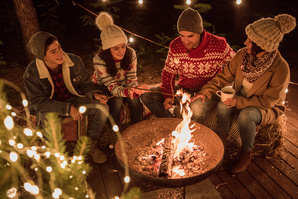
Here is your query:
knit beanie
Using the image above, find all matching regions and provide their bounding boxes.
[27,31,57,60]
[177,7,203,34]
[245,14,296,52]
[95,12,127,50]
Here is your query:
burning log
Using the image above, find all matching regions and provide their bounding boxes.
[158,136,174,178]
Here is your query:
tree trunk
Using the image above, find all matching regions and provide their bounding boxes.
[12,0,40,62]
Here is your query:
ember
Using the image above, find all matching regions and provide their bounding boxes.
[115,90,224,187]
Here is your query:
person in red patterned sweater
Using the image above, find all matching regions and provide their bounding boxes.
[141,7,235,123]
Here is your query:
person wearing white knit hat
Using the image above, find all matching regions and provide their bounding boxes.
[193,14,296,174]
[92,12,149,125]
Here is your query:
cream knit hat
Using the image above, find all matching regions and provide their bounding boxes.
[245,14,296,52]
[95,12,127,50]
[177,7,203,34]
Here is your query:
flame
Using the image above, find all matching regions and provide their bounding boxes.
[172,89,196,159]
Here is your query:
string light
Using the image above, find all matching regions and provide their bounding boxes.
[236,0,242,5]
[46,166,52,172]
[24,128,33,136]
[6,187,17,198]
[6,104,12,110]
[79,106,86,113]
[10,152,18,162]
[52,188,62,198]
[124,176,130,183]
[22,99,28,107]
[129,37,134,43]
[112,125,119,132]
[9,139,16,146]
[138,0,143,5]
[186,0,191,5]
[4,116,14,130]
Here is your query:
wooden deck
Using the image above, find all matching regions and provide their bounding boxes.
[88,73,298,198]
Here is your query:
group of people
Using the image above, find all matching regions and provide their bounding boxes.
[23,7,296,174]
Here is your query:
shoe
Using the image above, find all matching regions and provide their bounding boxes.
[90,140,107,164]
[230,150,252,174]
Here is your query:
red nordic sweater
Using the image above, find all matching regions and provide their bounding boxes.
[161,30,235,98]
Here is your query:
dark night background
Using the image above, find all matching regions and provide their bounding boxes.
[1,0,298,77]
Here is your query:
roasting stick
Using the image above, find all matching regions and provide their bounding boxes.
[106,86,176,99]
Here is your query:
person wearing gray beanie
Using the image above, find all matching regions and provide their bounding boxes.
[24,31,110,164]
[92,12,149,125]
[141,7,235,124]
[193,14,296,174]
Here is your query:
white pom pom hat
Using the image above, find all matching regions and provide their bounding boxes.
[245,14,296,52]
[95,12,127,50]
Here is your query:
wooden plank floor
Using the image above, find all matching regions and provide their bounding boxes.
[87,72,298,199]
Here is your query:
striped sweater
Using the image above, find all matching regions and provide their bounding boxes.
[161,30,235,98]
[92,47,138,97]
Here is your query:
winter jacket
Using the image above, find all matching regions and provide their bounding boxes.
[23,52,102,117]
[199,48,290,125]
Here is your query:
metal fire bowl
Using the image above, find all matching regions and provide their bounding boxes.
[115,118,224,187]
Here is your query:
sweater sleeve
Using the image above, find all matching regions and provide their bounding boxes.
[161,47,178,99]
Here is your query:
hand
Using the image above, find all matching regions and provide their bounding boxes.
[70,105,83,121]
[127,88,134,99]
[133,85,151,95]
[164,98,174,110]
[94,93,108,104]
[191,94,206,103]
[224,97,237,108]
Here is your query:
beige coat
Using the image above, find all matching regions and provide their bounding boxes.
[199,48,290,125]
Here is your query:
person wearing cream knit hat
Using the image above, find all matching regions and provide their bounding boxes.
[193,14,296,174]
[92,12,149,125]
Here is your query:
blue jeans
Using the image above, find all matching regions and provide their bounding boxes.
[217,101,262,151]
[40,96,109,139]
[140,86,218,124]
[108,96,143,125]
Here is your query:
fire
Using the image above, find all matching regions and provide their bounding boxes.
[172,89,196,159]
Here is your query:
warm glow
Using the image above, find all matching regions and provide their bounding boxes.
[4,116,14,130]
[24,128,33,136]
[79,106,86,113]
[186,0,191,5]
[138,0,143,4]
[112,125,119,132]
[124,176,130,183]
[10,152,18,162]
[129,37,134,43]
[236,0,242,5]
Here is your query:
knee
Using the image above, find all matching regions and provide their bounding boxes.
[217,101,227,114]
[140,92,150,103]
[238,108,256,124]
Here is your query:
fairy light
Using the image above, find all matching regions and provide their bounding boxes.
[54,153,60,158]
[79,106,86,113]
[45,151,51,158]
[75,187,79,191]
[17,143,23,149]
[6,104,12,110]
[22,99,28,107]
[112,125,119,132]
[285,88,288,93]
[36,131,43,138]
[60,155,65,161]
[10,152,18,162]
[9,139,16,146]
[52,188,62,198]
[129,37,134,43]
[124,176,130,183]
[138,0,143,5]
[11,112,16,116]
[82,170,86,174]
[31,146,37,151]
[114,197,120,199]
[46,166,52,172]
[27,150,36,158]
[4,116,14,130]
[186,0,191,5]
[34,154,41,161]
[6,187,17,198]
[24,182,39,195]
[236,0,242,5]
[86,195,90,198]
[24,128,33,136]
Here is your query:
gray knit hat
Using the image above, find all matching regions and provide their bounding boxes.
[95,12,127,50]
[245,14,296,52]
[177,7,203,34]
[27,31,57,60]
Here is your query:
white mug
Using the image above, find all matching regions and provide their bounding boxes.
[216,87,235,102]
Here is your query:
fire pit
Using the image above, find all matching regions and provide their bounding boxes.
[115,118,224,187]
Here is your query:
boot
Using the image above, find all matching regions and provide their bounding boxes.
[230,150,252,174]
[90,139,107,164]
